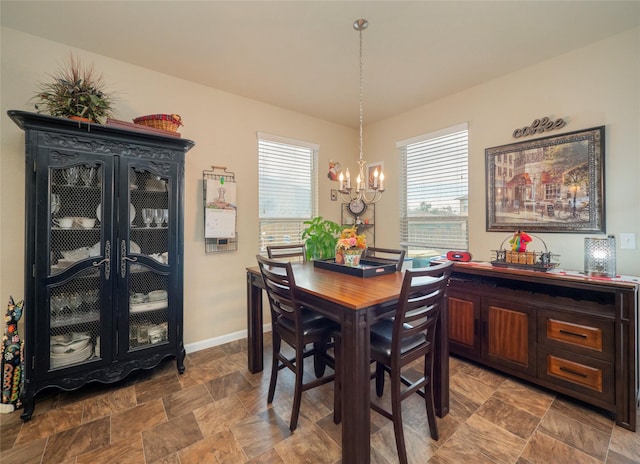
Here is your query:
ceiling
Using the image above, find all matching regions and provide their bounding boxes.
[2,1,639,127]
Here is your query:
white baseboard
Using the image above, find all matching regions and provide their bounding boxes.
[184,324,272,354]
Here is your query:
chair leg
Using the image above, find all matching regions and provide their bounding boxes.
[267,332,281,403]
[313,341,327,378]
[289,346,305,431]
[391,367,408,464]
[425,357,438,440]
[375,362,385,397]
[425,384,438,441]
[333,335,341,424]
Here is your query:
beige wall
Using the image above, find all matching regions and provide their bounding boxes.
[2,26,639,350]
[368,27,639,276]
[0,28,355,347]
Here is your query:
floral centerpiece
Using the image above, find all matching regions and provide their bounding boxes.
[335,227,367,267]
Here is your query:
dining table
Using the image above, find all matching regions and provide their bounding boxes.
[246,262,450,463]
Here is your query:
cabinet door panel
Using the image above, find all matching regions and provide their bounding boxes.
[47,267,106,372]
[448,294,480,355]
[127,264,170,350]
[117,161,178,358]
[483,300,536,375]
[38,155,115,377]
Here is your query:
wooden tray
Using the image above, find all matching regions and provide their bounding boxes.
[490,260,557,273]
[313,258,398,277]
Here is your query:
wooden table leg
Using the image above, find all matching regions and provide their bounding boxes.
[246,271,264,373]
[341,309,371,463]
[434,298,450,417]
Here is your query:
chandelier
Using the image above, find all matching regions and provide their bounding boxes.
[338,18,385,205]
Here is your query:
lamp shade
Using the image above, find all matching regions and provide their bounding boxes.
[584,236,616,278]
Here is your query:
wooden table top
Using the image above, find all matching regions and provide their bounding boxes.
[247,263,405,310]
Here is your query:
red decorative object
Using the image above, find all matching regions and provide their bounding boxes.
[446,251,472,262]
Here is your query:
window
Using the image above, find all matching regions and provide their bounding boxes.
[258,132,318,252]
[398,123,469,252]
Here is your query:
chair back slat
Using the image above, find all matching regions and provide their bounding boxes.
[266,244,307,263]
[364,247,406,271]
[256,255,300,326]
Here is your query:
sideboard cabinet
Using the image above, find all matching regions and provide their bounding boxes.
[9,111,195,421]
[446,262,638,431]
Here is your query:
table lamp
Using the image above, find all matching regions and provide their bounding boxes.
[584,236,616,278]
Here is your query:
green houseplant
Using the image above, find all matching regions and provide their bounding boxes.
[32,54,115,123]
[301,216,343,261]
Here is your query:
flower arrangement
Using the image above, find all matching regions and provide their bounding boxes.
[336,227,367,251]
[335,227,366,267]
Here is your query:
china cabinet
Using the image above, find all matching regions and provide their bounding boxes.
[8,111,195,421]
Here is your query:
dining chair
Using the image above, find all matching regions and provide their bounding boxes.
[256,254,337,431]
[266,243,307,263]
[364,247,407,272]
[333,261,453,464]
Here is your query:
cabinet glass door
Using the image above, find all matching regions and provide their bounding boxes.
[122,165,174,351]
[47,162,110,371]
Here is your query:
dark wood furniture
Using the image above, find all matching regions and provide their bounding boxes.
[256,255,337,431]
[334,262,453,464]
[9,111,194,421]
[246,263,450,463]
[364,247,406,272]
[446,261,638,431]
[266,243,307,262]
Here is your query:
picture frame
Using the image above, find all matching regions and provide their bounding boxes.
[486,126,605,233]
[367,162,383,191]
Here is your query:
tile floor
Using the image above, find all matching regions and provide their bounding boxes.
[1,336,639,463]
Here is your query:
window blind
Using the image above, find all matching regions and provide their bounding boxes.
[399,124,469,251]
[258,133,318,251]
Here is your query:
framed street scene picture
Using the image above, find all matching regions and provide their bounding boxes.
[486,126,605,233]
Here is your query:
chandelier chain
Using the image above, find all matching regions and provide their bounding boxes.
[338,18,384,205]
[359,24,364,162]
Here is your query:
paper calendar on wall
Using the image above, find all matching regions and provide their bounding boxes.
[203,167,237,253]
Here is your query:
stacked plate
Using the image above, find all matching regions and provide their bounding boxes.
[50,333,93,368]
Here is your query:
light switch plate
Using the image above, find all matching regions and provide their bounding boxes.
[620,233,636,249]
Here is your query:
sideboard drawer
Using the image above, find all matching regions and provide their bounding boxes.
[538,349,614,404]
[538,310,614,362]
[547,319,602,350]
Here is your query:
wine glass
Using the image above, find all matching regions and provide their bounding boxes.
[80,167,96,186]
[153,208,164,227]
[63,167,79,185]
[51,295,64,324]
[162,209,169,226]
[68,292,82,311]
[142,208,154,228]
[51,194,61,216]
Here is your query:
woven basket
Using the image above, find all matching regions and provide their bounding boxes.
[133,114,183,132]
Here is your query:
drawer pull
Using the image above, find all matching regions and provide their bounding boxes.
[559,329,587,339]
[559,366,588,378]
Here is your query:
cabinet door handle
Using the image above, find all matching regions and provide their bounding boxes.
[120,240,138,278]
[92,240,110,280]
[559,329,587,339]
[559,366,588,378]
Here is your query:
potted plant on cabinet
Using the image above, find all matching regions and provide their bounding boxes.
[301,216,342,261]
[31,53,115,124]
